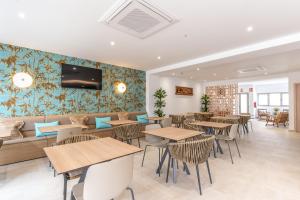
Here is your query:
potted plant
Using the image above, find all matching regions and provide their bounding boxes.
[201,94,210,112]
[273,107,280,116]
[153,88,167,117]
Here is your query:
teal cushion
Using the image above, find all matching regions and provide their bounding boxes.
[35,121,59,137]
[96,117,112,129]
[136,114,149,124]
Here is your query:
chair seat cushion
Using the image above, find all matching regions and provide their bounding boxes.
[72,182,84,200]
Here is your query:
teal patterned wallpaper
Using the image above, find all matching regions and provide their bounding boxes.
[0,43,146,117]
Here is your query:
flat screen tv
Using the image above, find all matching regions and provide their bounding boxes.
[61,64,102,90]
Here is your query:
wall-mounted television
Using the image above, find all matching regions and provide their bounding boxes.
[61,64,102,90]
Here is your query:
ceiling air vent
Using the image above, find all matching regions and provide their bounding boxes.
[238,66,266,74]
[99,0,177,39]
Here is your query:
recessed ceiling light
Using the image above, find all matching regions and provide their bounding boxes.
[190,76,193,79]
[203,80,207,82]
[157,56,161,60]
[172,72,176,76]
[197,68,200,71]
[264,72,268,75]
[91,78,95,81]
[73,67,77,70]
[110,41,115,46]
[246,26,253,32]
[18,12,25,19]
[213,73,217,76]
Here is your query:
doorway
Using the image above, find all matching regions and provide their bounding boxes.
[296,84,300,133]
[239,93,249,114]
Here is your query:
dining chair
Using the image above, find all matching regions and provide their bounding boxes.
[170,115,184,128]
[160,117,172,128]
[57,134,99,196]
[141,124,169,170]
[71,155,135,200]
[56,127,82,144]
[113,123,144,147]
[215,124,241,164]
[167,135,215,195]
[0,139,3,149]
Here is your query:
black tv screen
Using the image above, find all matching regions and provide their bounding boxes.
[61,64,102,90]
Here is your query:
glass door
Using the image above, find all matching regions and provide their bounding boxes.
[239,93,249,114]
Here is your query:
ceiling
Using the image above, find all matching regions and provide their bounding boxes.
[2,0,300,71]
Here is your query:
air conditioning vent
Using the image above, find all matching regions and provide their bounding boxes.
[99,0,177,39]
[238,66,266,74]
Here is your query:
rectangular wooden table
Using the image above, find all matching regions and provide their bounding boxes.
[190,121,232,129]
[143,127,203,182]
[39,124,88,133]
[44,137,142,200]
[106,120,138,126]
[147,116,165,124]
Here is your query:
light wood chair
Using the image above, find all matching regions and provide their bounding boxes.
[215,124,241,164]
[56,127,82,144]
[71,155,135,200]
[266,112,289,127]
[170,115,184,128]
[160,117,172,128]
[113,123,144,147]
[141,124,169,170]
[258,109,269,120]
[167,136,215,195]
[0,139,3,149]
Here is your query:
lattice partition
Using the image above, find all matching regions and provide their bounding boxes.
[205,84,239,116]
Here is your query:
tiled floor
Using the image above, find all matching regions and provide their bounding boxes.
[1,120,300,200]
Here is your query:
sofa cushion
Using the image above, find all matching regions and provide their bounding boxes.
[45,115,72,125]
[35,121,59,137]
[86,113,118,125]
[95,117,112,129]
[128,112,147,121]
[136,114,149,124]
[70,116,88,125]
[0,120,24,139]
[16,116,45,132]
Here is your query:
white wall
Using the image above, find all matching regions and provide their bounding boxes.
[146,74,202,116]
[288,71,300,132]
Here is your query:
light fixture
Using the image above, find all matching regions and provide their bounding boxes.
[117,82,126,93]
[110,41,115,46]
[246,26,253,32]
[264,72,268,75]
[18,12,25,19]
[172,72,176,76]
[190,76,193,79]
[13,72,33,88]
[213,73,217,76]
[197,68,200,71]
[72,67,77,70]
[157,56,161,60]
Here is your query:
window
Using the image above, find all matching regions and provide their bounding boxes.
[258,94,268,106]
[269,93,281,106]
[257,93,289,106]
[282,93,289,106]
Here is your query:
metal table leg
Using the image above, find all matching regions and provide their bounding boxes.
[156,147,169,174]
[183,162,190,175]
[63,173,67,200]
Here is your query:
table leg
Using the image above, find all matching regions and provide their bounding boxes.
[78,167,88,183]
[156,148,169,174]
[183,162,190,175]
[63,173,67,200]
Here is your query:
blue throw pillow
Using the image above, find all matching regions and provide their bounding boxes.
[35,121,59,137]
[136,114,149,124]
[96,117,112,129]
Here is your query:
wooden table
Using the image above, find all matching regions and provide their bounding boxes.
[39,124,88,133]
[106,120,138,126]
[147,116,165,124]
[44,137,142,200]
[190,121,232,156]
[143,127,203,183]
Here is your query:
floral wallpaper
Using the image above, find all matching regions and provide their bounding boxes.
[0,43,146,117]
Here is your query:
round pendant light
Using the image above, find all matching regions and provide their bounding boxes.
[13,72,33,88]
[117,82,127,93]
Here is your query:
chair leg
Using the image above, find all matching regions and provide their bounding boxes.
[234,139,241,158]
[126,187,135,200]
[166,155,171,183]
[141,145,149,167]
[212,142,217,158]
[226,141,234,164]
[195,165,202,195]
[206,160,212,184]
[137,138,141,148]
[172,158,177,183]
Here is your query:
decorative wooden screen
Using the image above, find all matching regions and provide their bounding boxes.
[205,84,238,116]
[175,86,193,96]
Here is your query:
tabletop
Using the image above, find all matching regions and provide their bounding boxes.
[211,116,240,120]
[147,116,165,121]
[190,121,232,129]
[39,124,88,133]
[106,120,138,126]
[44,137,142,174]
[142,127,202,141]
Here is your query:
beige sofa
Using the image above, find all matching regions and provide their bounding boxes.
[0,111,146,165]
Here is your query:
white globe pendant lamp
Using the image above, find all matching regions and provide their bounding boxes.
[13,72,33,88]
[117,82,127,93]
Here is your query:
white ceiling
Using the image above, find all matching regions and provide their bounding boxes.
[2,0,300,71]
